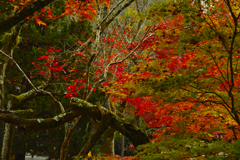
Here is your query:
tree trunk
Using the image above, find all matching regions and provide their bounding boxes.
[1,26,22,160]
[0,62,7,110]
[77,112,114,159]
[121,135,124,157]
[60,117,80,160]
[0,61,9,160]
[1,124,15,160]
[101,127,115,156]
[0,60,13,160]
[60,116,90,160]
[136,115,141,128]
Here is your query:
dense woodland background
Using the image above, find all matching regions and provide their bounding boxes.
[0,0,240,159]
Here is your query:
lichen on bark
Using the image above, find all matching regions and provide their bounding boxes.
[0,97,150,158]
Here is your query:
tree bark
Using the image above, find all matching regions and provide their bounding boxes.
[136,115,141,128]
[1,124,14,160]
[60,118,80,160]
[77,112,114,159]
[60,116,90,160]
[121,135,124,157]
[0,62,7,110]
[101,127,115,156]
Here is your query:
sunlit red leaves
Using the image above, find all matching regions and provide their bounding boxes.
[65,84,84,97]
[38,55,48,60]
[104,5,240,142]
[33,47,66,76]
[32,0,111,27]
[95,68,102,75]
[34,16,47,27]
[59,0,109,21]
[55,49,62,52]
[31,45,95,98]
[47,46,54,54]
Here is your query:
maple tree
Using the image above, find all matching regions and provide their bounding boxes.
[105,0,240,159]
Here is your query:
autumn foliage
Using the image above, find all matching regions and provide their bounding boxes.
[102,0,240,158]
[23,0,240,158]
[1,0,240,159]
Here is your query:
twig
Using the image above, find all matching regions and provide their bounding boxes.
[103,26,154,79]
[0,49,38,92]
[0,50,65,113]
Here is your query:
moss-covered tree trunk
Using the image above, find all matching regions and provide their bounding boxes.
[136,115,141,128]
[121,135,124,157]
[0,24,23,160]
[60,116,91,160]
[1,124,14,160]
[0,61,7,110]
[101,127,115,156]
[100,97,116,156]
[0,40,12,160]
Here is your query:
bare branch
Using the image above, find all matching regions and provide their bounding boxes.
[0,50,38,92]
[0,50,65,113]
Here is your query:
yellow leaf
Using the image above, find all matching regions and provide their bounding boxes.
[13,5,19,9]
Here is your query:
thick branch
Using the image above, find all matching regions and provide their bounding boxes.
[100,0,135,32]
[77,112,114,157]
[100,0,125,28]
[0,98,150,147]
[0,0,56,34]
[0,109,33,114]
